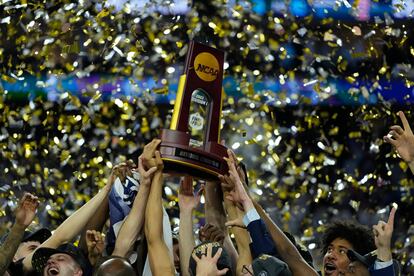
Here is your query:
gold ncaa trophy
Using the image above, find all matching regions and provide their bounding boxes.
[159,41,228,180]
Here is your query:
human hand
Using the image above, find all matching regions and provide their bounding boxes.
[383,111,414,163]
[192,243,229,276]
[86,230,105,266]
[227,149,248,186]
[15,193,39,228]
[139,139,161,169]
[178,178,203,212]
[111,160,136,183]
[137,155,158,188]
[373,206,397,262]
[199,224,225,245]
[219,150,250,208]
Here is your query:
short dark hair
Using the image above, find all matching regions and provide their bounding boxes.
[321,221,375,255]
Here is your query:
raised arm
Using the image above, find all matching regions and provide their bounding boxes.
[112,141,159,257]
[178,177,202,276]
[23,171,115,271]
[204,179,239,273]
[253,201,318,276]
[85,230,105,266]
[373,206,396,264]
[383,111,414,174]
[222,149,317,276]
[222,198,252,276]
[0,193,38,275]
[79,161,135,257]
[144,151,174,276]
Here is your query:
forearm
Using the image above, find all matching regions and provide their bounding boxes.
[79,197,109,256]
[113,185,150,257]
[223,235,239,275]
[253,201,317,276]
[145,172,164,245]
[0,223,26,274]
[231,223,252,276]
[204,181,227,231]
[179,209,195,276]
[51,185,111,245]
[205,181,239,273]
[224,200,252,276]
[23,184,111,270]
[145,171,175,275]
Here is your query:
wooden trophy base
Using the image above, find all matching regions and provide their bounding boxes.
[159,129,228,180]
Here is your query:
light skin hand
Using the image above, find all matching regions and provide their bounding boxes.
[192,244,229,276]
[373,206,397,262]
[383,111,414,163]
[15,193,39,228]
[140,139,162,169]
[86,230,105,266]
[219,150,252,211]
[178,181,203,212]
[105,161,134,191]
[137,156,158,188]
[112,160,136,183]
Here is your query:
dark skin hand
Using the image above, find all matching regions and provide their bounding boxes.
[199,224,225,245]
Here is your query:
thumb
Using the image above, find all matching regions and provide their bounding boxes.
[217,268,229,275]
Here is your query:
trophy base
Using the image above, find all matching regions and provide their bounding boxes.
[159,129,228,180]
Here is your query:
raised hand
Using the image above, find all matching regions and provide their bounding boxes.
[178,178,203,212]
[111,160,136,183]
[137,155,158,188]
[383,111,414,163]
[373,206,397,262]
[86,230,105,265]
[139,139,162,169]
[219,150,250,208]
[15,193,39,228]
[192,243,229,276]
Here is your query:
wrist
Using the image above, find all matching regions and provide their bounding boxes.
[154,170,163,177]
[13,221,28,231]
[376,248,392,262]
[102,183,112,193]
[139,182,151,191]
[241,198,254,211]
[179,207,194,215]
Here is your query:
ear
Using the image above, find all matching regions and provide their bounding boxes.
[74,267,83,276]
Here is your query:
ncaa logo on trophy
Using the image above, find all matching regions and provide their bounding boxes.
[158,41,228,180]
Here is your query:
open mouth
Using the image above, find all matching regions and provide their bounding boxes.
[47,267,59,275]
[324,263,337,275]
